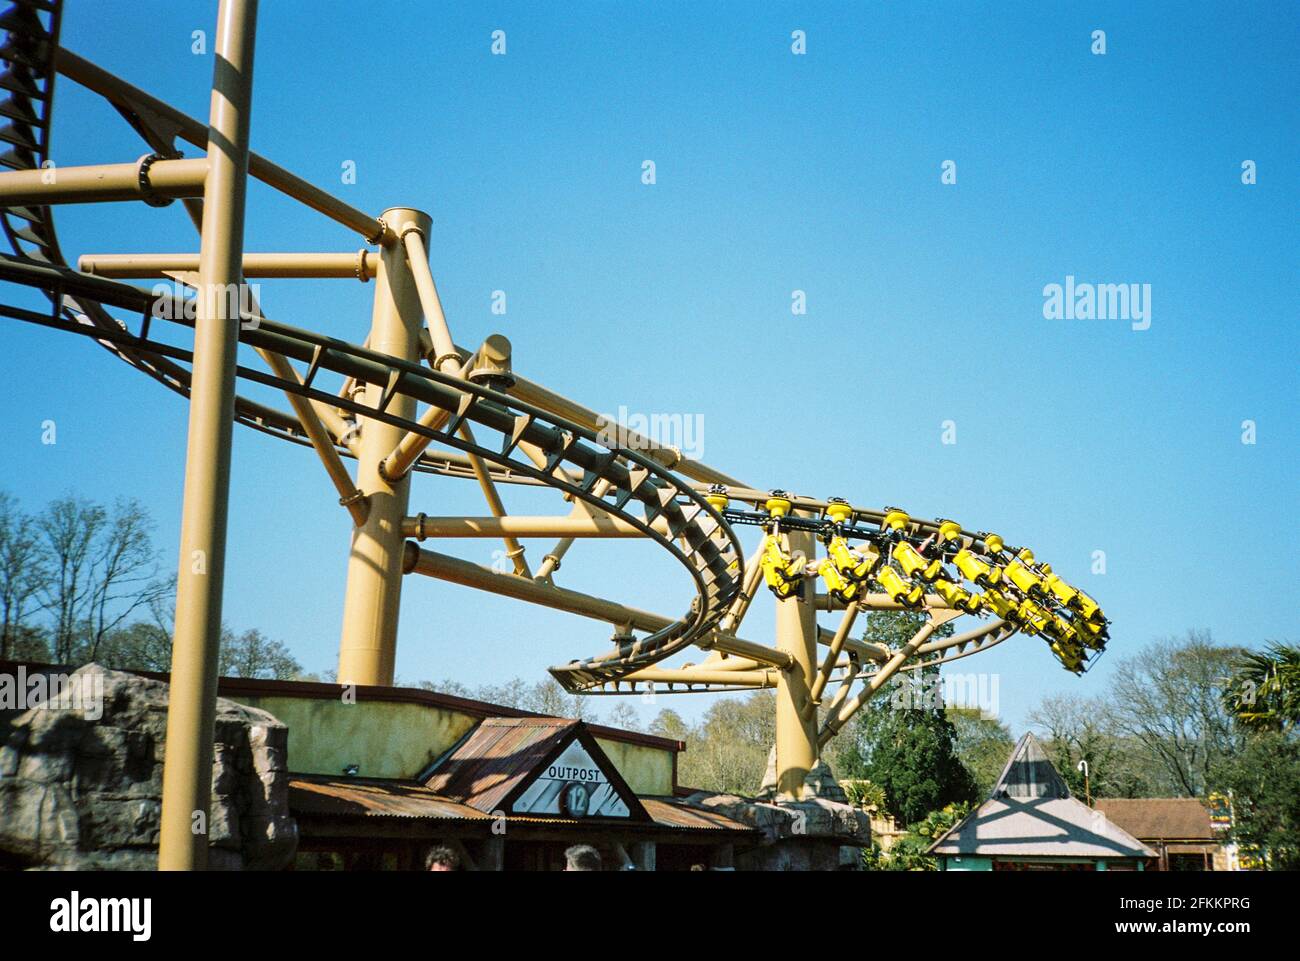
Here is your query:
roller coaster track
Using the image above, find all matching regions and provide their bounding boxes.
[0,0,1107,709]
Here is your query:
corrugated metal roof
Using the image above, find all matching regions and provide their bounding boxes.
[424,717,579,814]
[1093,798,1216,841]
[289,777,754,834]
[642,798,755,833]
[290,775,489,821]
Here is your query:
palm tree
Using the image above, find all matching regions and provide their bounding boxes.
[1224,643,1300,731]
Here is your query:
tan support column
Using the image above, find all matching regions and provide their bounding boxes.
[158,0,258,872]
[336,207,430,686]
[774,517,819,801]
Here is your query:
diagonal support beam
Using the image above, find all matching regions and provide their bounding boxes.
[818,609,963,746]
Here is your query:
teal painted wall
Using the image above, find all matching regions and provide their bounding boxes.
[941,855,993,871]
[941,855,1146,871]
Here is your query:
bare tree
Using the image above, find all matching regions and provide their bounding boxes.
[36,494,105,663]
[522,677,596,720]
[1028,692,1162,798]
[219,627,303,680]
[83,499,172,662]
[603,701,643,733]
[36,495,170,664]
[97,594,175,673]
[1106,630,1246,797]
[0,492,48,659]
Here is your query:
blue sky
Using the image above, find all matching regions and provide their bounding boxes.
[2,1,1295,736]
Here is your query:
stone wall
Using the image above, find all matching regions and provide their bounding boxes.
[0,663,297,870]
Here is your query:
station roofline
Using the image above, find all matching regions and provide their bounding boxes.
[0,658,685,755]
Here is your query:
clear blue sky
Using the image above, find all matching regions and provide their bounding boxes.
[2,1,1295,736]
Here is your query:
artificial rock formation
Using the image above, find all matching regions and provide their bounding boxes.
[0,663,297,870]
[686,788,872,871]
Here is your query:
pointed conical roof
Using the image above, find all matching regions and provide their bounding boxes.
[991,731,1071,800]
[927,731,1158,860]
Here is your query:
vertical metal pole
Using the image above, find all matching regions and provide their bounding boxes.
[158,0,258,871]
[336,208,430,686]
[774,517,819,800]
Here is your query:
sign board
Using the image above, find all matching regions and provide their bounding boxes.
[512,740,630,818]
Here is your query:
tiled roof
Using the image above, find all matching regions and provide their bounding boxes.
[1093,798,1216,841]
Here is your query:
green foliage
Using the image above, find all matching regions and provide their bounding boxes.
[1217,730,1300,870]
[841,778,887,812]
[648,708,690,741]
[832,611,978,824]
[97,618,173,673]
[863,801,971,871]
[947,706,1014,797]
[1223,643,1300,732]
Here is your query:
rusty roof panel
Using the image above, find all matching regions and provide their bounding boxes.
[424,717,577,813]
[642,798,756,833]
[290,775,489,821]
[289,776,755,834]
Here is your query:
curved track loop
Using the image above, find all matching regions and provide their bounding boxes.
[0,6,752,691]
[0,253,747,689]
[0,5,1103,702]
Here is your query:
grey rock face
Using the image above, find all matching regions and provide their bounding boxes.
[756,746,850,803]
[682,789,872,871]
[0,664,297,870]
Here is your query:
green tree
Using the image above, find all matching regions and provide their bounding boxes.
[648,708,690,742]
[98,619,173,673]
[1223,643,1300,732]
[840,683,979,824]
[864,801,970,871]
[830,611,978,824]
[947,706,1014,797]
[1217,730,1300,870]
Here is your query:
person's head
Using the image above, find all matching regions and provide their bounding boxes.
[564,844,601,872]
[425,845,461,872]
